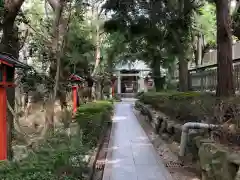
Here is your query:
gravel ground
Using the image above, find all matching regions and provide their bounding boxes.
[133,109,201,180]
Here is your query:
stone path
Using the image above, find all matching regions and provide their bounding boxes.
[103,99,173,180]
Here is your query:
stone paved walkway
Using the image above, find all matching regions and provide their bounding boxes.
[103,100,173,180]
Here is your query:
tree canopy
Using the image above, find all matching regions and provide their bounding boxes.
[0,0,238,98]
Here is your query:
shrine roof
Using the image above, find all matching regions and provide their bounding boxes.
[0,53,30,69]
[69,74,85,82]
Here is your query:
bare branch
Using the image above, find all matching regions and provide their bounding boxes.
[46,0,59,10]
[24,22,50,43]
[19,11,51,43]
[19,29,29,50]
[7,99,29,139]
[98,7,104,18]
[45,0,51,20]
[99,31,105,36]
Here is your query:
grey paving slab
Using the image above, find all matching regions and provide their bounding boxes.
[103,101,173,180]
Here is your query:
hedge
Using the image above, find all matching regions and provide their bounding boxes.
[137,91,236,124]
[76,101,113,148]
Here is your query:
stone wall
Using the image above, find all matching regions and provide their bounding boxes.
[135,101,240,180]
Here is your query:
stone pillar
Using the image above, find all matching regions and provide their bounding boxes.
[144,78,149,92]
[138,77,145,92]
[109,87,112,98]
[117,75,121,94]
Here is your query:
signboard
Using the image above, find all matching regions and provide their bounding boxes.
[148,79,153,88]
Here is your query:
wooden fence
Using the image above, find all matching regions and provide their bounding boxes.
[189,59,240,92]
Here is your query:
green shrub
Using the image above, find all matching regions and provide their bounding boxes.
[135,91,144,98]
[0,101,114,180]
[138,92,240,146]
[138,91,217,123]
[76,101,113,147]
[138,92,172,107]
[0,134,89,180]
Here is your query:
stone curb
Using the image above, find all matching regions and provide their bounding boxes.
[135,100,240,180]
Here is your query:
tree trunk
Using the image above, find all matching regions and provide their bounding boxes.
[48,2,64,133]
[197,34,202,66]
[100,79,104,100]
[170,27,189,92]
[178,56,189,92]
[0,0,25,160]
[92,25,101,76]
[0,21,19,57]
[47,1,72,129]
[152,58,164,92]
[216,0,235,97]
[45,0,69,135]
[6,86,15,160]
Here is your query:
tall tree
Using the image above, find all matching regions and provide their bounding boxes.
[0,0,26,160]
[103,0,173,91]
[86,0,106,76]
[165,0,201,91]
[194,2,216,66]
[0,0,25,56]
[215,0,234,96]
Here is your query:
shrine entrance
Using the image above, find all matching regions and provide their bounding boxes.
[121,75,138,93]
[118,70,139,96]
[113,69,150,97]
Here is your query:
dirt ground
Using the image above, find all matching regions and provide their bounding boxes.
[13,101,68,160]
[133,108,201,180]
